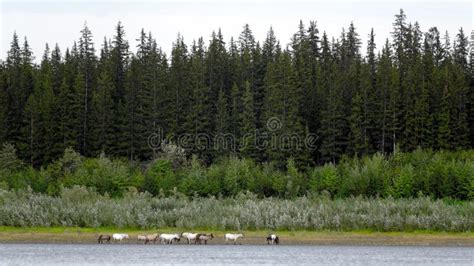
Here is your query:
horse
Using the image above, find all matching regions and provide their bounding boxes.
[266,234,279,245]
[159,233,181,244]
[225,233,244,244]
[196,234,214,245]
[182,232,198,244]
[112,233,129,243]
[144,233,158,244]
[137,235,147,244]
[97,234,111,244]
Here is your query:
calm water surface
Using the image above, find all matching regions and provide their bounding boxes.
[0,244,473,265]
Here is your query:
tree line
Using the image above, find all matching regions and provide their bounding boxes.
[0,9,473,168]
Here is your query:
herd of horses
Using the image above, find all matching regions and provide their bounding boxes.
[97,233,280,245]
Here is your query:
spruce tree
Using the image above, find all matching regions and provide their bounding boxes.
[239,81,257,160]
[77,23,97,156]
[318,33,345,162]
[187,37,212,161]
[90,67,114,156]
[215,88,231,157]
[110,22,130,157]
[169,34,191,136]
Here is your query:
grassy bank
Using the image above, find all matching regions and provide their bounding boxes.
[0,227,473,246]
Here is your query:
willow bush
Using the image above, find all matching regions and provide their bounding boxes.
[0,187,472,231]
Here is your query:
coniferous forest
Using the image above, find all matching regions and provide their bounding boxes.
[0,9,473,200]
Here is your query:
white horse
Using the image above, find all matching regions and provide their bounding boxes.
[159,233,181,244]
[182,232,198,244]
[266,234,279,245]
[225,233,244,244]
[112,233,129,243]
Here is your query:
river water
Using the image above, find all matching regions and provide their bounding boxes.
[0,244,473,265]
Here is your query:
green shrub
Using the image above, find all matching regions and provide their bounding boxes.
[143,159,176,196]
[0,148,472,200]
[310,163,339,196]
[391,164,415,198]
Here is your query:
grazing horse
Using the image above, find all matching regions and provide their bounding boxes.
[182,232,198,244]
[159,233,181,244]
[266,234,279,245]
[144,233,158,244]
[225,233,244,244]
[137,235,147,244]
[196,234,214,245]
[97,234,111,244]
[112,233,129,243]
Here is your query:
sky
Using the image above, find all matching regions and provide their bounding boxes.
[0,0,472,62]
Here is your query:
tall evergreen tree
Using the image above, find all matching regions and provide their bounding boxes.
[109,22,130,157]
[318,33,346,162]
[77,23,97,156]
[187,37,212,161]
[90,66,114,156]
[169,34,191,136]
[239,81,257,160]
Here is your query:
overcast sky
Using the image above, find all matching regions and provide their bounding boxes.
[1,0,472,62]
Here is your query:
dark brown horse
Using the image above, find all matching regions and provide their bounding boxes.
[196,234,214,244]
[266,234,279,245]
[98,234,111,244]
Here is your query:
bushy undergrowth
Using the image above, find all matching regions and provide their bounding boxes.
[0,147,473,200]
[0,187,472,231]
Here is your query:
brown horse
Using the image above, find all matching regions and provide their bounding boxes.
[196,234,214,244]
[144,233,158,244]
[98,234,111,244]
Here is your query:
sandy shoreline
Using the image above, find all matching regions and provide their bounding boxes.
[0,227,473,246]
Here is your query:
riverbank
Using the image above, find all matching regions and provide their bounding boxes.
[0,227,473,246]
